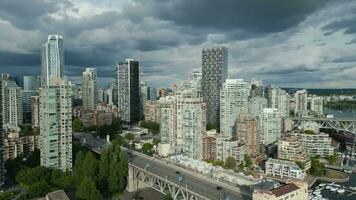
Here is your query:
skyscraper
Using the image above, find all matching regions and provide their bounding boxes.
[0,77,4,187]
[41,35,64,87]
[31,96,40,128]
[250,79,264,97]
[2,79,23,131]
[40,79,73,172]
[220,79,250,137]
[23,76,41,91]
[294,90,308,117]
[267,85,291,118]
[140,81,148,118]
[177,97,206,160]
[117,59,140,124]
[202,47,228,127]
[235,113,260,157]
[259,108,282,145]
[82,68,98,111]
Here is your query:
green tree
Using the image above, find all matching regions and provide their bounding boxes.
[118,151,128,192]
[73,117,85,132]
[164,194,173,200]
[73,151,85,185]
[27,181,50,199]
[24,148,40,167]
[108,157,120,193]
[310,156,326,176]
[125,133,135,141]
[327,154,337,164]
[244,155,252,168]
[20,125,33,136]
[296,161,306,170]
[15,166,50,186]
[140,120,160,134]
[304,130,315,135]
[82,152,98,181]
[141,143,154,156]
[224,157,237,169]
[76,177,102,200]
[206,123,217,131]
[5,155,23,179]
[50,169,63,187]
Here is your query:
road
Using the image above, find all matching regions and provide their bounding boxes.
[73,133,252,200]
[129,151,252,200]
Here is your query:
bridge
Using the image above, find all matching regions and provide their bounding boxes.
[73,133,252,200]
[291,117,356,134]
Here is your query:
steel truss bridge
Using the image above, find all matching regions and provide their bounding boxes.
[128,163,208,200]
[292,117,356,134]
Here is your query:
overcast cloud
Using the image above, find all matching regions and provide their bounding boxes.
[0,0,356,88]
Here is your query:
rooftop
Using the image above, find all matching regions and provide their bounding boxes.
[270,183,299,197]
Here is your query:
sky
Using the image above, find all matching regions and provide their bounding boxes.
[1,0,356,88]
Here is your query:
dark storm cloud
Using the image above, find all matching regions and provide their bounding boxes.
[322,17,356,35]
[0,0,72,30]
[0,51,40,66]
[255,64,317,75]
[125,0,331,35]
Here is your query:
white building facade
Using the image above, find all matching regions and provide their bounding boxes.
[41,35,64,87]
[220,79,250,137]
[40,79,73,172]
[82,68,98,111]
[259,108,281,145]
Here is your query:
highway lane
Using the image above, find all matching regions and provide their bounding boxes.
[130,153,252,200]
[73,133,252,199]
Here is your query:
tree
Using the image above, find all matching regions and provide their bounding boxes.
[296,161,306,170]
[73,151,85,185]
[310,156,326,176]
[76,177,102,200]
[27,181,50,199]
[304,130,315,135]
[224,157,237,169]
[73,117,85,132]
[82,152,98,181]
[327,154,337,164]
[140,120,160,134]
[164,194,173,200]
[20,125,33,136]
[118,151,128,192]
[50,169,64,187]
[24,148,40,167]
[244,155,252,168]
[141,143,154,156]
[5,155,23,179]
[206,123,217,131]
[15,166,50,186]
[125,133,135,141]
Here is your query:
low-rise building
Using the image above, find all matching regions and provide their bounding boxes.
[79,111,114,127]
[202,135,216,160]
[3,132,40,160]
[278,135,311,170]
[291,131,334,158]
[253,182,308,200]
[216,136,244,164]
[265,158,305,180]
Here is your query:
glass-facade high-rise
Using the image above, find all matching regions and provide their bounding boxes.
[40,79,73,172]
[82,68,98,111]
[202,47,228,127]
[41,35,64,87]
[117,59,140,124]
